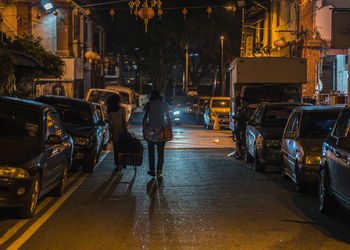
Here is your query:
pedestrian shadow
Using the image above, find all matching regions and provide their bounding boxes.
[85,167,136,204]
[146,178,181,247]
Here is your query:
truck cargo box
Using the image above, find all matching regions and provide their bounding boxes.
[229,58,307,84]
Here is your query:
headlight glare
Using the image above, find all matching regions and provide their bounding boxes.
[0,167,29,179]
[173,110,180,115]
[305,155,321,165]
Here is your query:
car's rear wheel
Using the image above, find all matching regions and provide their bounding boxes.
[18,173,40,218]
[52,162,69,196]
[83,150,97,173]
[254,149,265,172]
[319,168,338,213]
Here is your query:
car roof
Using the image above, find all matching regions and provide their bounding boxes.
[88,88,119,94]
[36,95,92,108]
[105,85,132,93]
[294,105,344,112]
[0,96,51,113]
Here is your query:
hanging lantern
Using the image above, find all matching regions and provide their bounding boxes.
[157,0,162,9]
[53,11,58,16]
[102,57,109,64]
[128,0,135,14]
[158,8,163,20]
[109,9,116,21]
[297,0,307,6]
[138,3,155,33]
[95,54,101,61]
[85,8,91,16]
[150,0,157,8]
[182,8,188,20]
[207,7,212,18]
[85,50,95,70]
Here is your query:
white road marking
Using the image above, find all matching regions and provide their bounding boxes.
[6,153,109,250]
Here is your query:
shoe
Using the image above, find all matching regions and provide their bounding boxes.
[147,171,156,177]
[156,171,162,178]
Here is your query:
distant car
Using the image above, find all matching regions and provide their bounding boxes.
[36,96,104,173]
[281,106,343,193]
[245,102,307,172]
[319,105,350,213]
[0,97,73,218]
[203,97,230,129]
[95,103,110,150]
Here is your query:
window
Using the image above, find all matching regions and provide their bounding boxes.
[46,112,64,138]
[333,111,350,137]
[285,111,300,134]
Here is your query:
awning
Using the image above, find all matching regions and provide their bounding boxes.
[0,49,43,68]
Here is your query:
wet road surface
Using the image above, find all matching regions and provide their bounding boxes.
[1,116,350,249]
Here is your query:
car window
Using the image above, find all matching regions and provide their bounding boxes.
[300,111,339,139]
[285,111,299,134]
[333,111,350,138]
[0,106,41,142]
[87,90,117,104]
[211,100,229,108]
[262,106,298,127]
[46,112,64,138]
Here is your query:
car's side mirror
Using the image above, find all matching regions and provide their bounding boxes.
[284,132,296,140]
[336,137,350,149]
[47,134,62,145]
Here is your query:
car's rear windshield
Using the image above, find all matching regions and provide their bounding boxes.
[88,90,117,104]
[212,100,229,108]
[300,111,340,138]
[262,106,296,127]
[0,106,41,142]
[243,86,300,104]
[49,103,92,125]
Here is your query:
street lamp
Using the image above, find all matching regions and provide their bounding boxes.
[220,36,225,96]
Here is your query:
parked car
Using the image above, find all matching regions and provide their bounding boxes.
[0,97,73,218]
[203,97,230,129]
[281,106,343,192]
[95,103,110,150]
[36,96,104,173]
[319,105,350,213]
[85,88,130,123]
[245,102,306,172]
[105,85,136,121]
[196,96,211,121]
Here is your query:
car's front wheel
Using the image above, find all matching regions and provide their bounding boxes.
[18,173,40,218]
[319,168,338,213]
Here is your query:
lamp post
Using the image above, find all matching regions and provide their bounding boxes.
[185,44,189,94]
[220,36,225,96]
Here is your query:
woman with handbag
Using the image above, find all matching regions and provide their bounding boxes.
[106,94,128,169]
[143,90,172,178]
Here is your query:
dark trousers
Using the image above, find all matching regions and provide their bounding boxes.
[147,140,166,173]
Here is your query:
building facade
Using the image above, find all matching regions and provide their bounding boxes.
[0,0,106,98]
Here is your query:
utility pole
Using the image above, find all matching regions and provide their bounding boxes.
[139,51,142,94]
[220,36,225,96]
[185,44,189,94]
[240,7,245,57]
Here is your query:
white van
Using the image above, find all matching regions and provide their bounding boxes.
[85,88,132,122]
[105,86,136,120]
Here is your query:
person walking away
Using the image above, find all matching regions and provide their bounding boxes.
[233,97,250,159]
[143,90,172,178]
[106,94,127,169]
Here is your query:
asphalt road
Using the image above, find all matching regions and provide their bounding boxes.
[1,115,350,249]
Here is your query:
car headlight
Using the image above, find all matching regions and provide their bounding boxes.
[173,110,180,115]
[0,167,29,179]
[305,155,321,165]
[265,139,281,148]
[73,137,90,146]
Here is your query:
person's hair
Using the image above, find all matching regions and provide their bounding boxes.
[106,93,121,113]
[149,90,163,101]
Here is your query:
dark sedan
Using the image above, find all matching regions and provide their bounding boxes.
[319,105,350,213]
[0,97,73,218]
[281,106,343,193]
[36,96,104,173]
[245,102,306,172]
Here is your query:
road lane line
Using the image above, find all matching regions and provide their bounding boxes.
[0,196,53,246]
[7,153,109,250]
